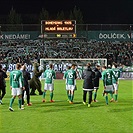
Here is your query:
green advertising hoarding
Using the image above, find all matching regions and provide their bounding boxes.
[1,31,133,41]
[77,31,132,41]
[0,31,40,40]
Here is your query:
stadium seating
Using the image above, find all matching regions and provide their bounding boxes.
[0,39,132,66]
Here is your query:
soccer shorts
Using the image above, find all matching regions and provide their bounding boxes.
[12,88,22,96]
[44,83,54,91]
[67,85,75,91]
[104,85,113,93]
[113,83,118,91]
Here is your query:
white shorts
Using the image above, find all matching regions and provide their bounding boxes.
[67,85,75,91]
[105,85,113,92]
[44,83,54,91]
[12,88,22,96]
[113,83,118,91]
[66,84,77,91]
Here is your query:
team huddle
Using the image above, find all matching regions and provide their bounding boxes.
[0,62,120,111]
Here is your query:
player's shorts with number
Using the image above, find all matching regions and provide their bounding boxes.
[67,85,75,91]
[12,88,22,96]
[105,85,113,92]
[113,83,118,91]
[44,83,54,91]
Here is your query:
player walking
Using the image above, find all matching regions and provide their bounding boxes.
[64,64,77,104]
[112,62,120,102]
[42,64,56,102]
[63,66,71,100]
[102,66,117,105]
[9,63,25,111]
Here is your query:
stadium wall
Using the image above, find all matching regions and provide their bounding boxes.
[1,31,133,41]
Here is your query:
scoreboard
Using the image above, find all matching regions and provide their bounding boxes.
[41,20,76,38]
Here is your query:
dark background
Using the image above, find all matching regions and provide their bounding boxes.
[0,0,133,24]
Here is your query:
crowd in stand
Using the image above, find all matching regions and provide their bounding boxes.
[0,39,133,66]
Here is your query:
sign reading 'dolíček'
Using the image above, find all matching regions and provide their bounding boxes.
[87,31,133,41]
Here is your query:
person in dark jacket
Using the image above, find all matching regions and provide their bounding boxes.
[93,65,102,102]
[0,64,7,104]
[29,62,43,95]
[82,63,95,107]
[21,64,32,107]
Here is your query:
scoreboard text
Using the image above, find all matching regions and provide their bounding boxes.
[41,20,76,34]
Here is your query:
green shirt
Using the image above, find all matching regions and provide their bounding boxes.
[10,70,23,88]
[102,69,116,86]
[64,69,77,85]
[112,68,120,83]
[44,69,56,84]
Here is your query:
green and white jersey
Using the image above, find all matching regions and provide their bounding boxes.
[10,70,23,88]
[44,69,56,84]
[64,69,77,85]
[112,68,120,83]
[102,69,116,86]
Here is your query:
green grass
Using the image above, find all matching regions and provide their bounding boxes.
[0,80,132,133]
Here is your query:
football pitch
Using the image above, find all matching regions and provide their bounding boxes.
[0,79,132,133]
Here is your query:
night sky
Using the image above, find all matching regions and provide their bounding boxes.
[0,0,133,24]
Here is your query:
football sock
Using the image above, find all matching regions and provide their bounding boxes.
[94,92,97,100]
[114,94,118,101]
[42,92,46,99]
[18,98,22,108]
[110,91,113,99]
[71,94,74,102]
[105,96,108,104]
[68,94,71,101]
[50,92,53,100]
[9,98,15,107]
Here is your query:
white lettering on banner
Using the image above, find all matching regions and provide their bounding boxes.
[99,33,126,39]
[121,72,133,79]
[58,64,63,71]
[0,35,4,39]
[45,63,70,72]
[4,64,33,72]
[8,64,16,71]
[54,64,58,71]
[2,34,31,40]
[127,33,133,39]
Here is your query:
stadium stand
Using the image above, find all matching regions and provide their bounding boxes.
[0,39,133,67]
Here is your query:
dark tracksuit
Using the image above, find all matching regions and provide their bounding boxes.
[22,70,31,105]
[0,69,7,100]
[82,67,95,104]
[93,68,102,89]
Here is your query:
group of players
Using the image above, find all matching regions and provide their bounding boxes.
[63,62,120,107]
[0,61,120,111]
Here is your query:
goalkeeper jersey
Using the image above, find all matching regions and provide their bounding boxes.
[44,69,56,84]
[112,68,120,83]
[102,69,116,86]
[64,69,77,85]
[10,70,23,88]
